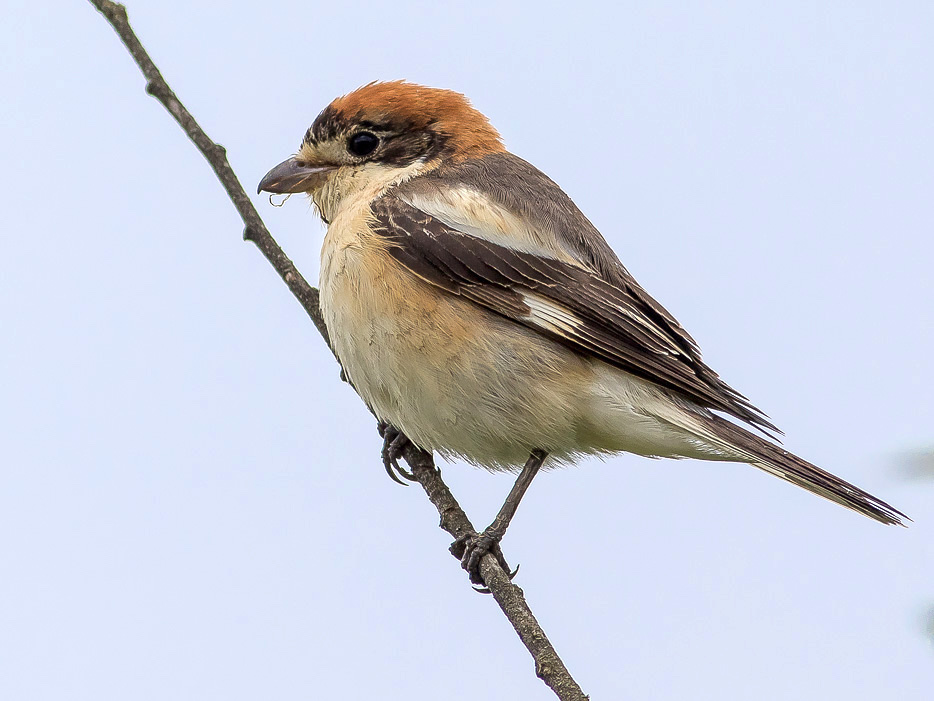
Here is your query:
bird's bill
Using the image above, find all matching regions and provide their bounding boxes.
[257,157,333,194]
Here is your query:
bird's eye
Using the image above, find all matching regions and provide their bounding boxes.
[348,132,379,157]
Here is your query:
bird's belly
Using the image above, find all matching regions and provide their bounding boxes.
[319,230,709,470]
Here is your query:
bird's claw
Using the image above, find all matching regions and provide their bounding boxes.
[378,421,415,484]
[450,531,518,588]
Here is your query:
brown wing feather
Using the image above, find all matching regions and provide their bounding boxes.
[400,152,701,349]
[371,196,779,434]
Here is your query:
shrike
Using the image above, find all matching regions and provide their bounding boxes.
[259,81,905,581]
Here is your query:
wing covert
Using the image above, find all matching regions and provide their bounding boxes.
[370,195,778,434]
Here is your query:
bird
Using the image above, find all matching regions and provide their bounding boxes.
[258,81,906,582]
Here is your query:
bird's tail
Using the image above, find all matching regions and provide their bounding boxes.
[692,414,908,526]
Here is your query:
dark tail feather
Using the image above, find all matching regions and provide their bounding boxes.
[703,415,908,526]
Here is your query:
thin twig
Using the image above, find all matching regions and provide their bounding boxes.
[405,449,587,699]
[86,0,329,348]
[88,2,588,698]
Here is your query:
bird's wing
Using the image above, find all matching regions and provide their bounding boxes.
[396,152,701,346]
[370,194,779,434]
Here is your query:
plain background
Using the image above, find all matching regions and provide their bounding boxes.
[2,2,932,699]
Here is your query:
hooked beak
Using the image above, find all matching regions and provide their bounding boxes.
[257,157,334,194]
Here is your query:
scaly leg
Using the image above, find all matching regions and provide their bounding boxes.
[377,420,415,485]
[451,450,548,585]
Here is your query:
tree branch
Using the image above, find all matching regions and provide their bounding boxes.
[405,449,588,700]
[88,2,587,698]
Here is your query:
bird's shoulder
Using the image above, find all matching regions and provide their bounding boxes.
[393,151,698,347]
[394,152,618,273]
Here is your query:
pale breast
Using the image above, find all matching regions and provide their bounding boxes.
[317,203,608,468]
[317,199,708,470]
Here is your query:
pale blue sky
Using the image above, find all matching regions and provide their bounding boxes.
[2,2,932,699]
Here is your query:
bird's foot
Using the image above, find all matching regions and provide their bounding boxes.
[377,421,415,485]
[450,530,518,588]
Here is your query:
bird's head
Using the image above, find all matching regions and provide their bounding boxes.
[258,81,504,220]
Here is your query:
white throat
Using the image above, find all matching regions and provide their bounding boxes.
[312,159,432,223]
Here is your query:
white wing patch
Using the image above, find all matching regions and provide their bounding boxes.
[400,187,583,265]
[525,291,682,357]
[521,292,584,340]
[401,188,684,356]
